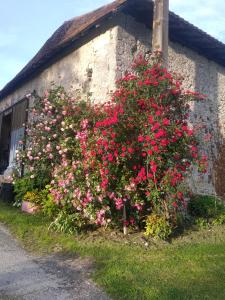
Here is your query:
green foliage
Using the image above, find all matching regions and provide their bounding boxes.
[212,213,225,226]
[188,195,225,219]
[42,193,59,218]
[145,214,172,240]
[195,217,210,229]
[22,185,52,207]
[187,195,225,229]
[13,175,35,206]
[49,210,85,234]
[13,169,51,207]
[31,166,51,190]
[23,190,42,206]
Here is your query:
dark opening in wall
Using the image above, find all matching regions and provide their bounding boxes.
[0,112,12,174]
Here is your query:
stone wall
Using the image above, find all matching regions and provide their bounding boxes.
[116,13,225,196]
[168,43,225,196]
[0,20,118,113]
[115,13,151,80]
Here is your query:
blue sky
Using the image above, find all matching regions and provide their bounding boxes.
[1,0,225,89]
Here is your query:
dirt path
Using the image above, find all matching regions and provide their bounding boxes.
[0,224,110,300]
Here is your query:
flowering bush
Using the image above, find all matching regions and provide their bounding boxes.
[15,53,207,233]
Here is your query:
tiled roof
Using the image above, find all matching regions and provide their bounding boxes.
[1,0,225,100]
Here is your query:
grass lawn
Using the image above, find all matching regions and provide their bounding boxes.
[1,201,225,300]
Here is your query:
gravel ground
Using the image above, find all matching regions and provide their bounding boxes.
[0,224,110,300]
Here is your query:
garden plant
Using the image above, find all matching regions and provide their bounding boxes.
[14,53,209,238]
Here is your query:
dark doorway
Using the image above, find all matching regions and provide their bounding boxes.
[0,112,12,174]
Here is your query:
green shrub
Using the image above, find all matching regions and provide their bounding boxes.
[22,185,60,217]
[23,190,42,206]
[13,175,35,206]
[188,195,225,219]
[212,213,225,226]
[144,214,172,240]
[195,217,210,229]
[13,169,51,207]
[42,193,59,218]
[49,210,86,234]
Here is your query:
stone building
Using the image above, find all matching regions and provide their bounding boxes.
[0,0,225,196]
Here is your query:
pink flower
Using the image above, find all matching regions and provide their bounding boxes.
[115,198,123,210]
[96,209,106,226]
[44,126,51,132]
[108,192,115,199]
[134,203,143,211]
[81,119,89,129]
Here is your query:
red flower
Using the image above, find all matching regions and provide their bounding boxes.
[177,191,183,200]
[151,165,157,173]
[153,146,159,152]
[138,135,144,142]
[160,139,169,147]
[182,125,188,132]
[172,201,178,208]
[114,151,118,158]
[128,147,134,154]
[144,79,151,85]
[150,161,157,173]
[108,153,114,162]
[148,115,154,124]
[187,129,193,136]
[154,129,166,139]
[162,118,170,126]
[150,140,156,146]
[151,122,160,132]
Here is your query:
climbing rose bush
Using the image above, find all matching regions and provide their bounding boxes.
[16,53,207,231]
